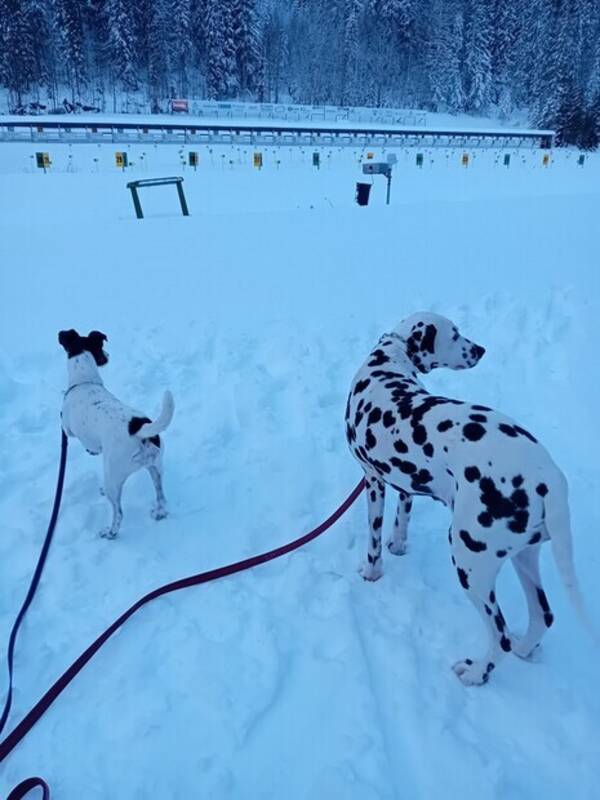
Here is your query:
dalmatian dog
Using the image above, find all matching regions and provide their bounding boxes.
[345,312,589,685]
[59,329,174,539]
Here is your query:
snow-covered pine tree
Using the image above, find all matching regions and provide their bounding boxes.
[340,0,364,107]
[28,0,56,103]
[205,0,237,99]
[231,0,263,98]
[427,0,465,113]
[462,0,493,112]
[105,0,137,92]
[52,0,87,102]
[491,0,518,118]
[170,0,192,96]
[0,0,37,107]
[147,0,171,109]
[261,5,288,103]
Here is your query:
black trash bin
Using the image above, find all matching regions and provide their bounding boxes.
[356,182,372,206]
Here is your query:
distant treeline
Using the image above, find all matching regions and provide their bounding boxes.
[1,0,599,147]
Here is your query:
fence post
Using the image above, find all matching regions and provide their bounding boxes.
[176,181,190,216]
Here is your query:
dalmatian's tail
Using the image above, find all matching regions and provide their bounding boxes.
[545,473,600,644]
[135,391,175,438]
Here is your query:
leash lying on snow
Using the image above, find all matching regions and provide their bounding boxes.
[1,427,365,799]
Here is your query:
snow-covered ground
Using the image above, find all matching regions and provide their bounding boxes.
[0,138,599,799]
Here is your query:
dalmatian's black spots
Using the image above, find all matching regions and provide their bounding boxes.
[383,410,396,428]
[367,407,382,425]
[421,324,437,354]
[529,532,542,544]
[413,424,427,445]
[365,428,377,450]
[394,439,408,454]
[423,442,434,458]
[437,419,453,432]
[368,349,390,367]
[489,591,496,604]
[367,553,376,564]
[496,549,507,558]
[457,568,470,589]
[536,483,548,497]
[371,370,407,381]
[511,489,528,509]
[371,458,391,475]
[472,404,491,412]
[463,422,486,442]
[500,636,512,652]
[498,423,538,443]
[484,604,492,616]
[477,477,530,533]
[469,414,487,423]
[464,466,481,483]
[536,588,554,627]
[411,469,433,492]
[459,529,487,553]
[353,378,371,395]
[498,423,517,438]
[369,489,377,502]
[390,457,416,474]
[512,475,524,488]
[508,512,529,534]
[346,424,356,443]
[494,609,507,633]
[373,516,383,530]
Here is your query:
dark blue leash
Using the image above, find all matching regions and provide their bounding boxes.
[1,430,67,798]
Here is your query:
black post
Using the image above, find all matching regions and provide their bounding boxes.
[386,172,392,206]
[176,181,190,216]
[129,185,143,219]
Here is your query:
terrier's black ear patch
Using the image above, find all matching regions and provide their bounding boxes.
[58,329,84,357]
[421,324,437,354]
[85,330,108,366]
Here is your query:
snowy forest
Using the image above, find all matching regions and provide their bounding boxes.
[1,0,600,146]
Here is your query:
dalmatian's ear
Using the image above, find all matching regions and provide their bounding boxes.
[85,330,109,366]
[58,329,84,357]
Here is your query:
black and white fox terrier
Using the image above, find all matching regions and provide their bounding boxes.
[59,329,174,539]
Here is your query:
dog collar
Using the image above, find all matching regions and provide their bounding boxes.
[64,380,103,399]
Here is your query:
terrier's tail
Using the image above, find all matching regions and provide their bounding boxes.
[135,391,174,438]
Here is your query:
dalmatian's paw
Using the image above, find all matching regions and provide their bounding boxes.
[151,505,168,521]
[452,659,495,686]
[387,539,407,556]
[359,561,383,582]
[512,639,541,660]
[100,527,117,540]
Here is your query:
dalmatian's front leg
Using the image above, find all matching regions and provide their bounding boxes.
[388,489,412,555]
[450,526,510,685]
[359,473,385,581]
